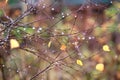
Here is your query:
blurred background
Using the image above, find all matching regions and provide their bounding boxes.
[0,0,120,80]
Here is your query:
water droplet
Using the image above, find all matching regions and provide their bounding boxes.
[2,32,4,35]
[51,8,55,11]
[61,12,64,15]
[61,32,64,35]
[37,30,40,33]
[74,15,77,18]
[54,62,61,67]
[88,37,92,40]
[2,65,5,67]
[23,28,26,31]
[38,27,42,31]
[17,70,19,73]
[74,42,78,45]
[66,13,69,16]
[52,17,55,19]
[62,15,65,18]
[82,37,85,40]
[32,27,35,29]
[17,30,20,32]
[28,65,31,68]
[37,28,42,33]
[42,5,46,8]
[86,5,89,8]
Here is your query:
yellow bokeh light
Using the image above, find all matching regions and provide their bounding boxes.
[48,41,52,48]
[96,63,104,72]
[103,45,110,52]
[5,0,8,4]
[10,39,20,49]
[76,59,83,66]
[60,44,66,51]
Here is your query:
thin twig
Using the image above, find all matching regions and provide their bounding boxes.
[30,63,53,80]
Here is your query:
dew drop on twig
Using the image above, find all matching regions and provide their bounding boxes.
[66,13,69,16]
[32,27,35,30]
[82,37,85,40]
[51,8,55,11]
[38,27,42,31]
[23,28,26,31]
[62,15,65,18]
[88,36,92,40]
[16,70,19,73]
[42,5,46,8]
[2,65,5,67]
[61,32,64,35]
[17,30,20,33]
[52,17,55,19]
